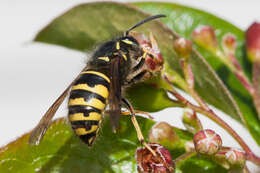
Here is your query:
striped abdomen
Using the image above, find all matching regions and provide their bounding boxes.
[68,70,110,146]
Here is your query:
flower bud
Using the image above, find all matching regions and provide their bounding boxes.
[136,143,174,173]
[149,122,179,146]
[192,26,218,52]
[222,33,237,55]
[216,147,245,169]
[182,108,203,134]
[246,22,260,62]
[173,37,192,60]
[193,129,222,155]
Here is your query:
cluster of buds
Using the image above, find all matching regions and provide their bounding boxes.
[191,25,237,69]
[136,143,174,173]
[131,31,164,73]
[193,130,246,169]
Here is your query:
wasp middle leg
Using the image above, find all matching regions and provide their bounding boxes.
[121,98,156,156]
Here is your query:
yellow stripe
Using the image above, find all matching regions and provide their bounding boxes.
[69,98,105,110]
[72,84,109,98]
[122,39,133,45]
[116,42,120,50]
[122,54,127,61]
[75,125,98,135]
[98,57,110,62]
[81,71,110,83]
[69,112,102,121]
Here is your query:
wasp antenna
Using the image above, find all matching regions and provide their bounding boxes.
[125,14,166,36]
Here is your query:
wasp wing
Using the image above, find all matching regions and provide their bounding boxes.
[109,57,122,132]
[29,66,88,145]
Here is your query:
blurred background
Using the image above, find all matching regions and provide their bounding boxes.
[0,0,260,171]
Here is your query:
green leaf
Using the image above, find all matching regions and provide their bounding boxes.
[0,117,227,173]
[35,2,241,124]
[132,2,260,145]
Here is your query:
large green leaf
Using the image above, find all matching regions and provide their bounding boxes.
[35,2,241,126]
[0,117,227,173]
[132,2,260,145]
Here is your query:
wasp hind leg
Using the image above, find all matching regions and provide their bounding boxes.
[121,98,156,156]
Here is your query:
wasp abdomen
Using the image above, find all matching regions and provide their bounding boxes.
[68,70,110,146]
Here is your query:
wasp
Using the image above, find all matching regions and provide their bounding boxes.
[29,14,166,154]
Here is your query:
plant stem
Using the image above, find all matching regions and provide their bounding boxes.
[252,62,260,119]
[182,60,210,111]
[173,151,197,167]
[217,51,255,95]
[163,76,260,166]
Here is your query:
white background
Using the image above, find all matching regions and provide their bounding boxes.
[1,0,260,172]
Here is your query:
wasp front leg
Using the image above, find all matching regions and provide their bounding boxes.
[121,98,156,156]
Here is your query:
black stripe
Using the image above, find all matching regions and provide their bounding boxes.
[79,132,97,146]
[69,89,106,104]
[71,120,99,130]
[74,73,110,89]
[68,105,101,117]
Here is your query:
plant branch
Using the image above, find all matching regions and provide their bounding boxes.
[163,75,260,166]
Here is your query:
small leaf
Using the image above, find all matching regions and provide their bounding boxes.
[132,2,260,145]
[0,116,227,172]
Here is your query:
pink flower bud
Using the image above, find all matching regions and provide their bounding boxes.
[182,108,203,134]
[246,22,260,62]
[192,26,218,52]
[216,147,245,169]
[193,129,222,155]
[136,143,174,173]
[149,122,179,145]
[222,33,237,55]
[173,38,192,60]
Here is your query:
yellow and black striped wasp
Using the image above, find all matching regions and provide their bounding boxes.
[29,14,166,154]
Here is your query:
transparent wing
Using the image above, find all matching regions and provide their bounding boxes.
[29,66,88,145]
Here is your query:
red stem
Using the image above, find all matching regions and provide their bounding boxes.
[252,62,260,119]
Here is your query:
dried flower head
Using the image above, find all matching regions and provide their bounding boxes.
[136,143,174,173]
